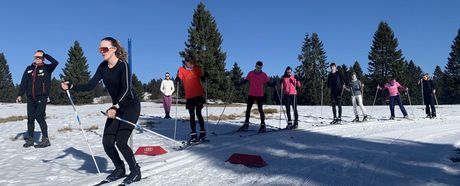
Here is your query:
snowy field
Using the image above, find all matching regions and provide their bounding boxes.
[1,102,460,186]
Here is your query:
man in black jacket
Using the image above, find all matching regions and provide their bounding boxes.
[327,63,345,124]
[17,50,59,148]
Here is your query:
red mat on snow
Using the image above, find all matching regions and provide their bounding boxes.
[135,146,167,156]
[226,153,267,167]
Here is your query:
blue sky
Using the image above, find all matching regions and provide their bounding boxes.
[1,0,459,84]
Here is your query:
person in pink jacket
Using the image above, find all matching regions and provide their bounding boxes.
[236,61,271,133]
[281,66,300,129]
[377,78,409,120]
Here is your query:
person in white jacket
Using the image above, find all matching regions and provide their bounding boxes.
[160,72,175,118]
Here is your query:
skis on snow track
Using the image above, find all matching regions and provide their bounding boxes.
[94,176,125,186]
[239,128,288,138]
[176,139,210,150]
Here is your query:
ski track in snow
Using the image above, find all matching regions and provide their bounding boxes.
[1,103,460,185]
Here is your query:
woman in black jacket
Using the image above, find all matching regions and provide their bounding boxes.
[61,37,141,185]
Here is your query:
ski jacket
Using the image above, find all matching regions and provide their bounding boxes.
[177,66,204,99]
[349,80,362,96]
[160,79,175,96]
[246,70,269,97]
[382,81,406,97]
[281,75,300,95]
[327,71,345,95]
[72,60,138,107]
[17,54,59,99]
[420,79,435,95]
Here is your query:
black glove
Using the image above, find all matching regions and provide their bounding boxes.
[294,75,299,80]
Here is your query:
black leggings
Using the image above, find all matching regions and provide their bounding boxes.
[27,96,48,138]
[283,95,298,122]
[245,96,265,124]
[331,92,342,119]
[186,96,205,133]
[102,101,140,171]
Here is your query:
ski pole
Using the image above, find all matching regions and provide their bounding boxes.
[65,90,101,175]
[407,89,414,116]
[205,78,209,133]
[100,111,183,146]
[370,86,379,117]
[279,83,283,129]
[275,84,288,125]
[211,87,235,135]
[174,81,179,141]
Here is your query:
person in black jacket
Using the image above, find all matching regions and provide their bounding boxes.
[61,37,141,185]
[17,50,59,148]
[418,73,437,118]
[327,63,345,124]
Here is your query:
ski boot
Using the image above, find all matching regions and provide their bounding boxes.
[198,130,206,142]
[258,124,266,133]
[335,118,342,124]
[352,115,360,122]
[188,132,198,144]
[164,112,172,119]
[292,121,299,129]
[237,122,249,131]
[389,116,395,120]
[362,115,369,122]
[425,114,432,119]
[431,113,437,119]
[121,164,141,185]
[106,163,126,182]
[403,115,409,119]
[34,137,51,148]
[23,137,34,148]
[285,121,293,129]
[330,118,338,125]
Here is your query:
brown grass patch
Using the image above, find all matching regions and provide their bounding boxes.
[251,108,278,114]
[0,115,27,124]
[84,125,99,132]
[207,114,242,121]
[58,126,73,133]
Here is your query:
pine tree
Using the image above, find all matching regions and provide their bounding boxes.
[61,41,93,104]
[49,77,67,104]
[146,78,163,100]
[338,64,351,105]
[0,53,15,102]
[404,60,423,105]
[367,21,405,105]
[351,61,364,81]
[179,2,227,100]
[228,62,247,103]
[433,65,444,104]
[443,28,460,104]
[132,74,144,101]
[295,33,329,105]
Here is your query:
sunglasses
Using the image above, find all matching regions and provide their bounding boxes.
[99,46,116,53]
[34,56,43,60]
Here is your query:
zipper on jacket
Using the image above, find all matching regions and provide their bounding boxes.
[42,82,45,94]
[32,65,38,99]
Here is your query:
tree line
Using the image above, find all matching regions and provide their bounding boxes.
[1,3,459,105]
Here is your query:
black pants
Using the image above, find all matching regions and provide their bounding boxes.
[186,96,205,133]
[283,94,298,122]
[331,91,342,119]
[245,96,265,124]
[423,93,436,116]
[102,101,140,171]
[27,96,48,138]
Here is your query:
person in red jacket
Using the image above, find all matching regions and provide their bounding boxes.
[281,66,300,129]
[176,55,207,143]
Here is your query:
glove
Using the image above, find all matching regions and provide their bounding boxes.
[106,106,118,119]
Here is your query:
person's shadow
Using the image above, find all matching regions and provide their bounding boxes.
[42,147,108,174]
[14,131,42,143]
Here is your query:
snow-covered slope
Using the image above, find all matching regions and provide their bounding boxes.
[1,102,459,186]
